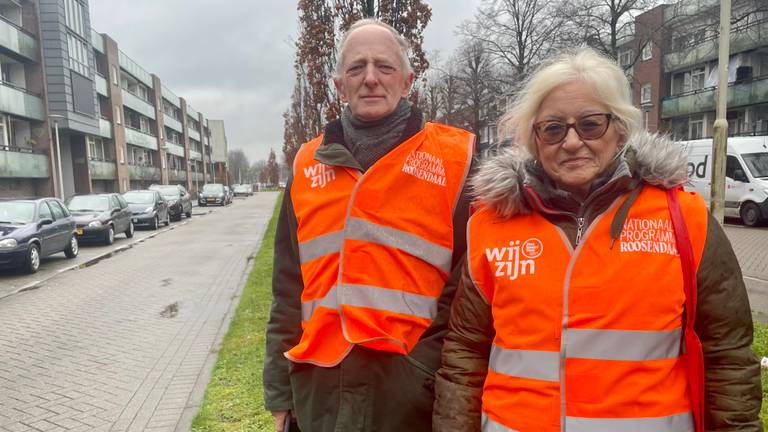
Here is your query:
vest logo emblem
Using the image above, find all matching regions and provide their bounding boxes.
[402,151,446,186]
[485,238,542,280]
[303,163,336,189]
[620,217,679,255]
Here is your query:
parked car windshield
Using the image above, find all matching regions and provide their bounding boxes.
[0,201,35,224]
[153,186,181,197]
[66,195,109,212]
[742,153,768,178]
[203,184,224,193]
[124,191,155,204]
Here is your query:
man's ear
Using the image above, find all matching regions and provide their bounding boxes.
[334,78,348,103]
[402,71,415,97]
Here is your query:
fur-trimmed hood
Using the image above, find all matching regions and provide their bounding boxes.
[472,131,689,218]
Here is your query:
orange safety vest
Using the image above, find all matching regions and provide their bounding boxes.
[468,186,707,432]
[287,123,474,367]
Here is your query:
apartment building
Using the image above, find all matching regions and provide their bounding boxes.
[207,119,228,185]
[0,0,225,198]
[621,0,768,140]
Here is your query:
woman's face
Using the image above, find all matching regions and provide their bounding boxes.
[534,80,623,200]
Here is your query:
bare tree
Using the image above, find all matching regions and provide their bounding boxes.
[557,0,660,61]
[451,40,501,141]
[227,149,250,184]
[461,0,565,84]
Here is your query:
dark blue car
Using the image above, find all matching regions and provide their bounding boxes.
[0,198,79,273]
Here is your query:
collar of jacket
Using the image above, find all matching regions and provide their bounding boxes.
[314,106,426,171]
[472,131,690,233]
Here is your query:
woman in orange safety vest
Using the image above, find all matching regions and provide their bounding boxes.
[432,48,762,432]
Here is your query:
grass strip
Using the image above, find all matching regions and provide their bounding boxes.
[191,194,281,432]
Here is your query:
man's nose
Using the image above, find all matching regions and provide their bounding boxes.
[363,64,378,86]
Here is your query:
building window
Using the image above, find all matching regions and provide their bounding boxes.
[689,116,704,139]
[640,84,652,104]
[87,136,105,161]
[641,41,653,61]
[114,106,122,124]
[67,33,89,76]
[64,0,85,37]
[619,50,632,67]
[111,65,118,85]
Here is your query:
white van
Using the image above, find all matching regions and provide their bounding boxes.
[681,136,768,226]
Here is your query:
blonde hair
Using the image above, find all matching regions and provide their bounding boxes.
[499,47,641,155]
[334,18,413,79]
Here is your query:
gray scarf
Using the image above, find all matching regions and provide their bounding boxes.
[340,99,412,171]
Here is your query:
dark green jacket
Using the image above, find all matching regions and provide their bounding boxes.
[264,111,475,431]
[434,132,762,431]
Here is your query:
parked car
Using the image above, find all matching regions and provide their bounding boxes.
[233,184,253,197]
[0,198,78,273]
[199,183,227,206]
[123,190,170,230]
[66,194,134,245]
[223,186,233,205]
[149,184,192,221]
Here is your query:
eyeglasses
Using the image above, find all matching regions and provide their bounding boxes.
[533,113,613,145]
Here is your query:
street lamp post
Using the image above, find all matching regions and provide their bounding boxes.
[49,114,65,199]
[710,0,732,225]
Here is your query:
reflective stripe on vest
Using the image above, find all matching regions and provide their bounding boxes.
[470,186,708,431]
[287,123,474,366]
[301,284,438,321]
[489,328,683,381]
[298,218,452,273]
[483,411,693,432]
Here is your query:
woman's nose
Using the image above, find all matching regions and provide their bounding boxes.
[561,127,583,151]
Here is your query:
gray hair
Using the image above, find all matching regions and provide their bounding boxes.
[334,18,413,79]
[499,47,642,156]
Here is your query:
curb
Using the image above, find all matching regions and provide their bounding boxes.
[0,220,192,301]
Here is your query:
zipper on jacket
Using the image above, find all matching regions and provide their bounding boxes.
[575,217,585,246]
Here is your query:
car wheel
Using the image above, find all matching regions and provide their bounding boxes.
[151,215,159,230]
[104,226,115,245]
[24,243,40,274]
[64,235,78,258]
[740,202,762,227]
[185,209,192,218]
[125,222,135,238]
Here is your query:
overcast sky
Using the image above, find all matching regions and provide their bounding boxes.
[89,0,481,164]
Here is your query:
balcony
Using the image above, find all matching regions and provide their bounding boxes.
[189,150,202,161]
[188,128,200,142]
[168,169,187,182]
[118,51,153,87]
[95,74,108,96]
[664,19,768,72]
[164,142,185,157]
[125,127,158,151]
[661,76,768,119]
[91,30,104,54]
[89,160,116,180]
[0,17,37,62]
[121,89,156,120]
[0,83,43,121]
[0,147,49,178]
[191,171,204,182]
[128,165,160,181]
[99,118,112,139]
[163,114,182,133]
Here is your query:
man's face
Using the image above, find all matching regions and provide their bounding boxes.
[334,25,415,122]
